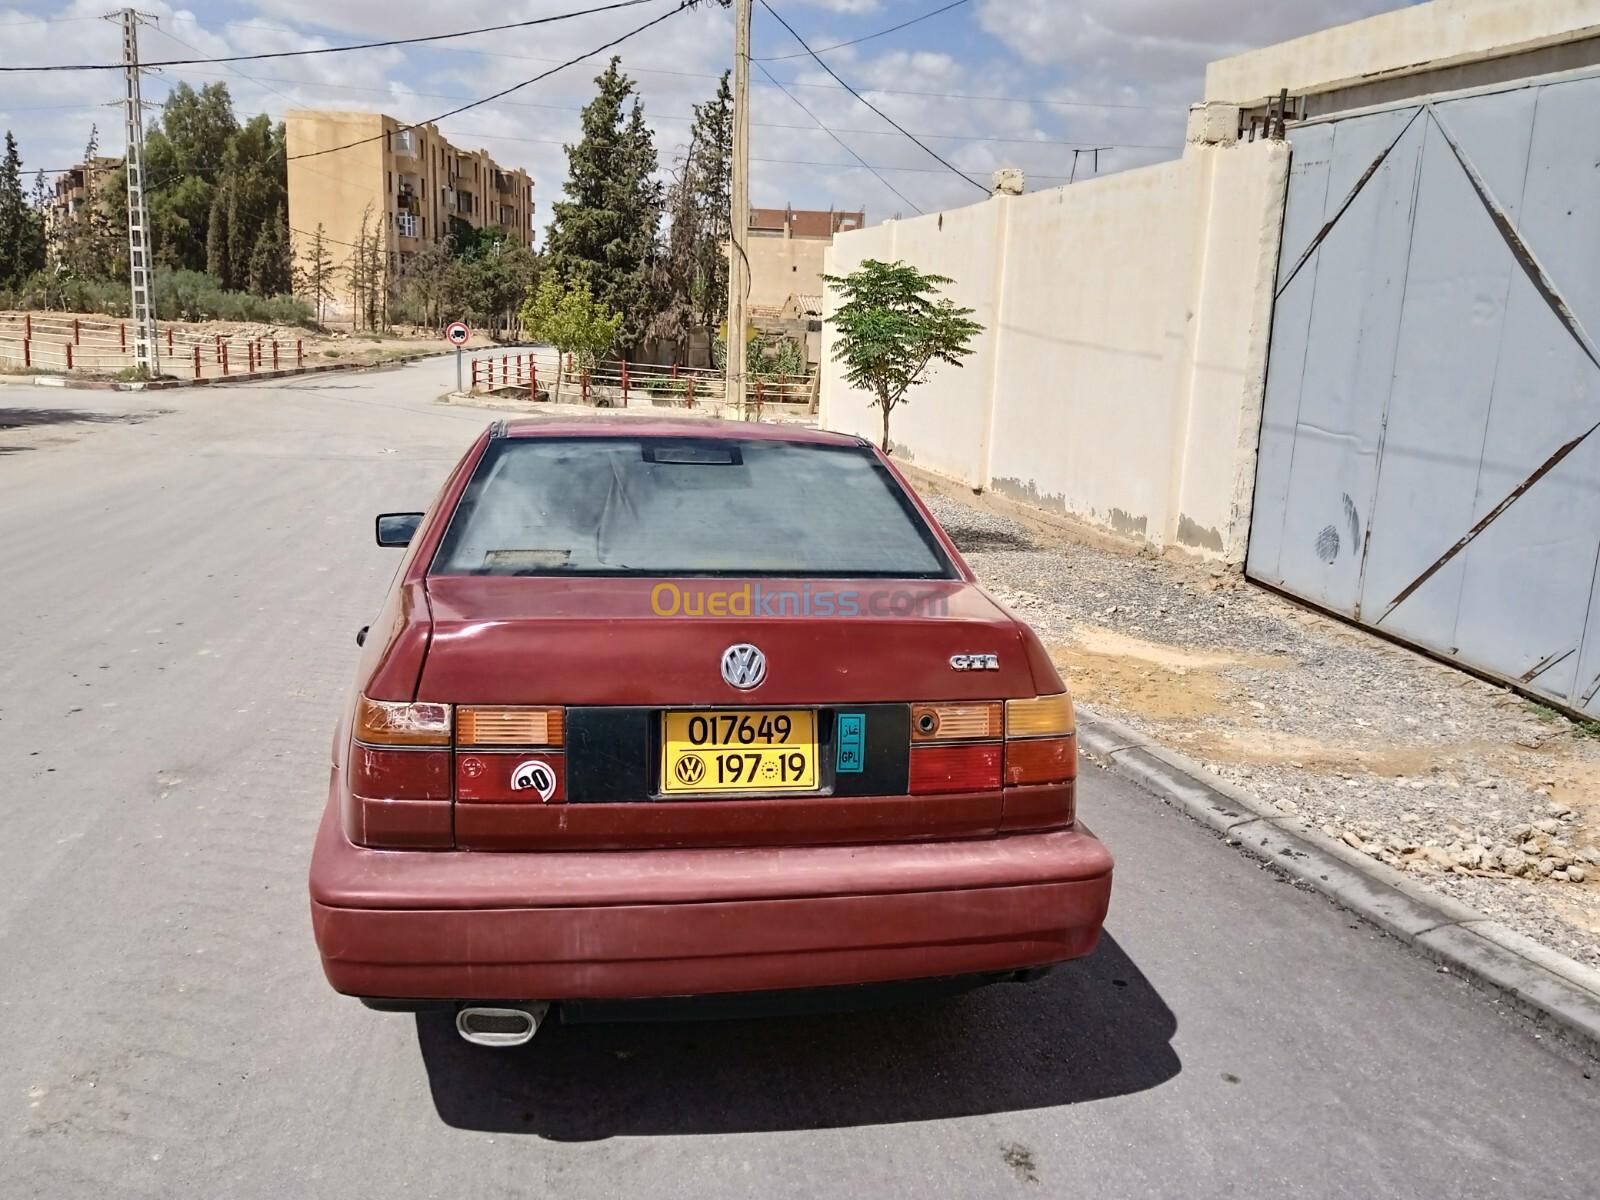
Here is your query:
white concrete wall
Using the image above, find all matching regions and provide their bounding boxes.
[820,134,1289,562]
[821,198,1005,486]
[1205,0,1600,105]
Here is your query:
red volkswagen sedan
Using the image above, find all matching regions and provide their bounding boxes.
[309,418,1112,1045]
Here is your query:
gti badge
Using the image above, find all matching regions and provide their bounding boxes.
[950,654,1000,671]
[510,758,558,801]
[721,643,767,690]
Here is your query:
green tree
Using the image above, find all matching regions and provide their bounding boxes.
[456,239,540,336]
[343,205,387,331]
[518,275,622,404]
[296,223,337,325]
[141,83,241,274]
[52,127,123,282]
[247,204,293,297]
[688,71,732,329]
[206,185,231,284]
[395,237,459,331]
[0,131,43,287]
[822,259,984,453]
[544,57,663,355]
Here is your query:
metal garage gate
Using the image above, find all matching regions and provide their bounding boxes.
[1247,69,1600,717]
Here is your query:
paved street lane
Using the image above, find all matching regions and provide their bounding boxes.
[2,363,1595,1199]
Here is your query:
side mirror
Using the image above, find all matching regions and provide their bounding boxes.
[375,512,424,547]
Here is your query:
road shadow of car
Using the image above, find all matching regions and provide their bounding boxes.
[0,407,165,429]
[415,933,1176,1140]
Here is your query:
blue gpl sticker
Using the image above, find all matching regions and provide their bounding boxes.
[836,713,866,774]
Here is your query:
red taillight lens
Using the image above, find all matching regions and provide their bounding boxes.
[909,743,1002,794]
[350,746,452,800]
[1004,736,1077,786]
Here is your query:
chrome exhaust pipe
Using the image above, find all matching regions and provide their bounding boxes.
[455,1002,549,1048]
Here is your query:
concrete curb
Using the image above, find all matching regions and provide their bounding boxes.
[0,350,449,393]
[1078,706,1600,1059]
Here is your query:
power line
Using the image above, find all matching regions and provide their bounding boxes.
[0,15,102,28]
[756,0,972,62]
[745,63,919,212]
[113,68,1179,149]
[285,2,692,162]
[758,0,987,194]
[160,14,1163,111]
[0,0,666,72]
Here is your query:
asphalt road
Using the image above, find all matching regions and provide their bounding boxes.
[2,361,1596,1199]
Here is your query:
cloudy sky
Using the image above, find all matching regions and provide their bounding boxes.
[0,0,1417,230]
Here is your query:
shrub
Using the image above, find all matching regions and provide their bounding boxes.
[0,268,314,328]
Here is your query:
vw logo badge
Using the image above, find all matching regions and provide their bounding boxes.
[720,643,766,690]
[510,758,558,801]
[674,754,707,787]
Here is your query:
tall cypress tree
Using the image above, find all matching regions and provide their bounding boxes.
[688,71,732,330]
[0,131,38,288]
[545,57,664,355]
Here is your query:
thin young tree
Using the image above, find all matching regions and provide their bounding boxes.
[297,222,337,326]
[823,259,984,453]
[519,275,622,404]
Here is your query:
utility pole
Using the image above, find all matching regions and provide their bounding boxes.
[109,8,160,377]
[725,0,751,417]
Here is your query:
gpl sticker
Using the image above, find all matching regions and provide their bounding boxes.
[510,758,558,801]
[836,713,865,774]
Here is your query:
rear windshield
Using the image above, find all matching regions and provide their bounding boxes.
[431,436,955,578]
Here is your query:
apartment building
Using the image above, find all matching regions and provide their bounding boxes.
[285,111,535,314]
[45,155,123,243]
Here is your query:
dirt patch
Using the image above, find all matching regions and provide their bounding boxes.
[1048,624,1291,722]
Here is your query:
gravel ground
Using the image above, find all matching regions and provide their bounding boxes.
[924,490,1600,969]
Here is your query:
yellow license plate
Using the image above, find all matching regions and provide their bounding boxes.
[661,709,818,794]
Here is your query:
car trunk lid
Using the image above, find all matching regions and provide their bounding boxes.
[417,576,1047,850]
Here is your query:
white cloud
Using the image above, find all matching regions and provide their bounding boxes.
[0,0,1423,230]
[793,0,884,14]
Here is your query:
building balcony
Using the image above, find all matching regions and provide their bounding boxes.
[396,214,419,238]
[493,170,514,193]
[391,128,418,157]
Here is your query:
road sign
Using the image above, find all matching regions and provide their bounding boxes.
[447,322,471,394]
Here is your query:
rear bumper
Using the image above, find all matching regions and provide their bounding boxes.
[308,801,1113,1001]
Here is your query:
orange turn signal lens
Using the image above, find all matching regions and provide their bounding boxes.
[910,702,1002,742]
[456,706,565,747]
[1006,693,1076,739]
[354,695,452,746]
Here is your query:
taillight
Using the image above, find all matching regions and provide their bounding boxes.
[346,696,454,848]
[909,744,1002,794]
[1005,694,1075,740]
[354,696,452,746]
[907,701,1003,793]
[1004,693,1077,786]
[454,707,567,804]
[1004,736,1076,785]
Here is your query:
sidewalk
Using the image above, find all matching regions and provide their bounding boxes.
[918,477,1600,971]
